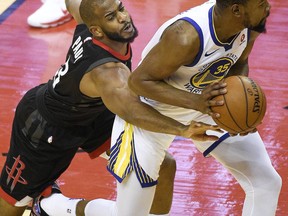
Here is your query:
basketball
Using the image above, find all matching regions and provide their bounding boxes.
[211,75,267,134]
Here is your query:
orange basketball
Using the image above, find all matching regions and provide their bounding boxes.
[211,75,266,134]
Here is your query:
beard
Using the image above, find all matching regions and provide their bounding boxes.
[249,18,267,33]
[244,11,270,33]
[103,20,139,43]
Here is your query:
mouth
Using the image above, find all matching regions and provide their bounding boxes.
[122,23,133,33]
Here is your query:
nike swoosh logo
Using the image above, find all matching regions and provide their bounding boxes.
[204,49,220,57]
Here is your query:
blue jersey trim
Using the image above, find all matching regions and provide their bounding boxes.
[209,6,222,47]
[209,6,241,51]
[179,17,204,67]
[247,29,251,42]
[203,133,230,157]
[0,0,25,25]
[133,146,158,188]
[107,130,157,188]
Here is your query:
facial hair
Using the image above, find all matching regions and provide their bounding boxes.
[249,18,267,33]
[103,19,139,43]
[245,11,270,33]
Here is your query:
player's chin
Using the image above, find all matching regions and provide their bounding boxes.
[251,20,267,33]
[120,34,136,43]
[123,28,138,42]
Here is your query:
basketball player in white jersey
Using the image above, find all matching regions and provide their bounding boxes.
[105,0,282,216]
[25,1,281,216]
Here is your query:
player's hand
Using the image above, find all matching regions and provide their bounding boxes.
[181,121,223,141]
[199,80,227,118]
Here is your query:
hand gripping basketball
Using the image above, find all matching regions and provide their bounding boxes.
[211,75,267,134]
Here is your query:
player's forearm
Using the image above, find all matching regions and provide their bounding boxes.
[128,77,201,110]
[120,102,188,136]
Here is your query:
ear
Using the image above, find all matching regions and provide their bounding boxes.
[90,26,103,38]
[231,4,242,17]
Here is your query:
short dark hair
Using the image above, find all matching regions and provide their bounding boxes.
[79,0,105,26]
[216,0,248,9]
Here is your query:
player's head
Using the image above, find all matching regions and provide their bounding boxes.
[79,0,138,43]
[216,0,270,33]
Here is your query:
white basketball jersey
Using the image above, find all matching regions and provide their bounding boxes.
[140,1,250,124]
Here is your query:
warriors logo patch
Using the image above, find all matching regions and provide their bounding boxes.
[184,57,233,93]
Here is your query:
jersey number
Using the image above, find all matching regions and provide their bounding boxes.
[52,57,70,88]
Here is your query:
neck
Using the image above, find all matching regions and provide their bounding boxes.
[213,5,244,43]
[98,38,128,55]
[108,41,128,55]
[92,38,129,56]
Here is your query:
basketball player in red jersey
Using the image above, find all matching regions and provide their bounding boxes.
[0,0,226,215]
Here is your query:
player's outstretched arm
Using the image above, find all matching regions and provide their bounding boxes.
[88,62,221,139]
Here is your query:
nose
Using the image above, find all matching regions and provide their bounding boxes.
[117,11,128,23]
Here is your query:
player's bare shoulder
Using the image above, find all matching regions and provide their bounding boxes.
[160,19,200,65]
[163,19,200,47]
[98,61,130,78]
[80,61,130,98]
[90,61,129,76]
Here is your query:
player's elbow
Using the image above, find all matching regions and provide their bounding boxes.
[128,74,140,95]
[129,71,154,97]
